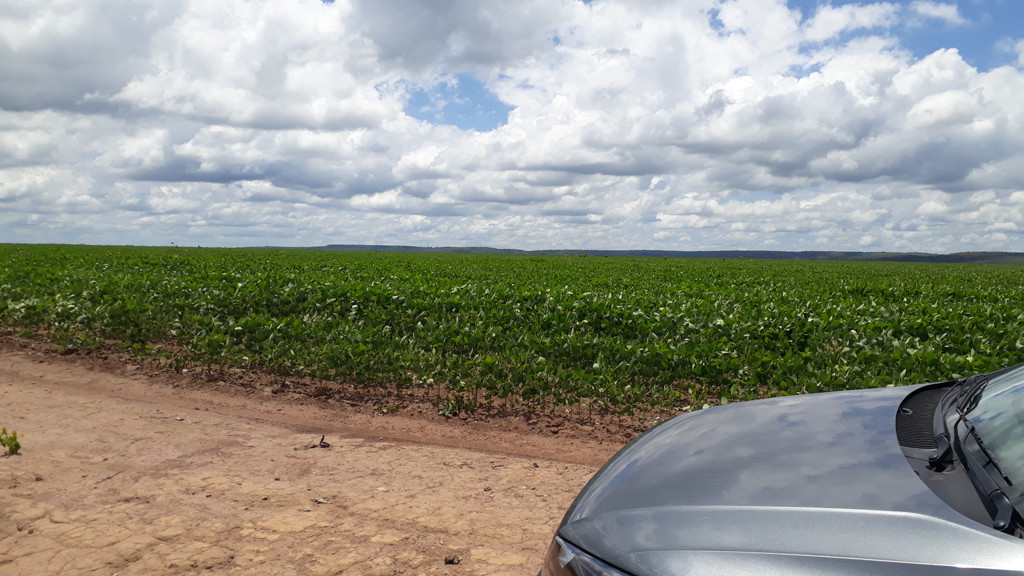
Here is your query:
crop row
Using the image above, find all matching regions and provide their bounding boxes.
[2,244,1023,415]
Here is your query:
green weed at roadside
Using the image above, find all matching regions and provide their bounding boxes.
[1,428,20,455]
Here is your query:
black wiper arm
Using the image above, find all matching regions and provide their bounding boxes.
[928,434,952,469]
[987,487,1016,532]
[928,378,972,469]
[960,415,1012,486]
[957,415,1017,532]
[956,374,989,414]
[929,374,989,470]
[926,373,1018,532]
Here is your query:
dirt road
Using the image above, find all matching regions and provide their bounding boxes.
[0,342,626,575]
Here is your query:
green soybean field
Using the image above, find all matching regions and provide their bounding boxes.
[2,244,1023,416]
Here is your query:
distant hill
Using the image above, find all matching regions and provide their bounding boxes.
[304,245,1024,265]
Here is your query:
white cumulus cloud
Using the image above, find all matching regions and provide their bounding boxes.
[909,1,967,26]
[803,2,900,43]
[1,0,1023,253]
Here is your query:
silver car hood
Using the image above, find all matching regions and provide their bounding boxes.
[559,387,1024,574]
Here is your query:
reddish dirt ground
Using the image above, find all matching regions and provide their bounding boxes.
[0,339,635,575]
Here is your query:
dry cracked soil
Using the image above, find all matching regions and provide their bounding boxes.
[0,339,634,575]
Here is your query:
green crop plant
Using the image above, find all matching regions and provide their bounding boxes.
[1,428,20,455]
[2,244,1023,417]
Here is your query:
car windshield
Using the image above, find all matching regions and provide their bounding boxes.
[965,365,1024,489]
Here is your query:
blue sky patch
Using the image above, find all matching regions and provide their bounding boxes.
[405,73,514,132]
[788,0,1024,71]
[708,7,725,32]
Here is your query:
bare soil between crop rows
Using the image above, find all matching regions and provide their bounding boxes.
[0,337,640,575]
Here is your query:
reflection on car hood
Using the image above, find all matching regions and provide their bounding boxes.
[560,386,1024,574]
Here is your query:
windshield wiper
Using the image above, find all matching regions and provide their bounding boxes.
[927,369,1023,533]
[955,415,1017,532]
[956,412,1012,487]
[943,375,1017,531]
[956,374,989,415]
[929,374,993,473]
[929,375,984,470]
[951,375,1011,483]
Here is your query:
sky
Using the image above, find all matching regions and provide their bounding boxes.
[2,0,1024,253]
